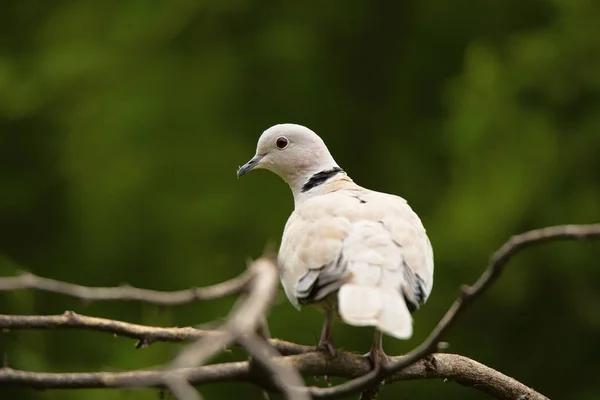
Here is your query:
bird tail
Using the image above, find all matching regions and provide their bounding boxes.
[337,283,413,339]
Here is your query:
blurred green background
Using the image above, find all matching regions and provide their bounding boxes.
[1,0,599,399]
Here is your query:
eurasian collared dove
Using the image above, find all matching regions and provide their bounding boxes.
[237,124,433,365]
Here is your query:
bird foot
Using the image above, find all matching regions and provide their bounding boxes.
[364,348,391,370]
[316,338,338,358]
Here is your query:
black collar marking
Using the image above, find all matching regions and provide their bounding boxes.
[301,167,344,193]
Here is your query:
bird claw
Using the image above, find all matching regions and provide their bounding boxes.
[317,339,338,358]
[364,349,391,370]
[314,336,336,386]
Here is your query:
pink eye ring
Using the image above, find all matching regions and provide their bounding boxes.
[276,136,289,149]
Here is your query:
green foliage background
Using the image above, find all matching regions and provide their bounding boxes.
[1,1,599,399]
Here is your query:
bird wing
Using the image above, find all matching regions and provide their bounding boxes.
[277,182,434,339]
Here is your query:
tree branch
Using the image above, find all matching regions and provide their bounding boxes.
[0,312,314,355]
[2,224,598,399]
[0,352,546,400]
[0,310,546,399]
[0,311,216,348]
[169,258,279,369]
[0,257,292,400]
[308,223,600,398]
[0,270,253,306]
[239,334,308,399]
[161,257,309,400]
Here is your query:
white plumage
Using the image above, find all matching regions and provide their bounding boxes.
[237,123,433,364]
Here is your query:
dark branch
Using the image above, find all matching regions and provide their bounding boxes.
[0,352,546,400]
[0,310,546,399]
[309,223,600,398]
[0,310,546,398]
[2,224,598,399]
[163,257,306,399]
[0,311,217,345]
[239,334,307,399]
[169,258,279,368]
[0,258,288,400]
[0,312,314,355]
[0,270,253,306]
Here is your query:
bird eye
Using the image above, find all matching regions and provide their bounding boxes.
[276,136,288,149]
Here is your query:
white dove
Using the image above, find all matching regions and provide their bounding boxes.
[237,123,433,365]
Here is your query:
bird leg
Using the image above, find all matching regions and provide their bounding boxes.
[316,308,337,358]
[364,329,390,368]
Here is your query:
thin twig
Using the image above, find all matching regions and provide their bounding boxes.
[309,223,600,398]
[0,270,253,306]
[0,353,547,399]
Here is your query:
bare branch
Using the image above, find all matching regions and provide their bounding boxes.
[163,375,204,400]
[170,258,279,368]
[0,312,314,355]
[0,309,547,398]
[0,257,300,400]
[240,334,307,400]
[309,223,600,398]
[0,363,249,389]
[2,224,597,399]
[0,270,253,306]
[0,311,218,346]
[164,257,300,399]
[0,352,547,399]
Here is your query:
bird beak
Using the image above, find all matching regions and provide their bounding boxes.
[237,154,264,178]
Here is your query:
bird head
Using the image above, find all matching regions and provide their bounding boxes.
[237,124,340,189]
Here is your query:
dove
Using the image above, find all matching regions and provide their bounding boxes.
[237,123,433,365]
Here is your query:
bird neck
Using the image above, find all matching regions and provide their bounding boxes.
[289,165,351,206]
